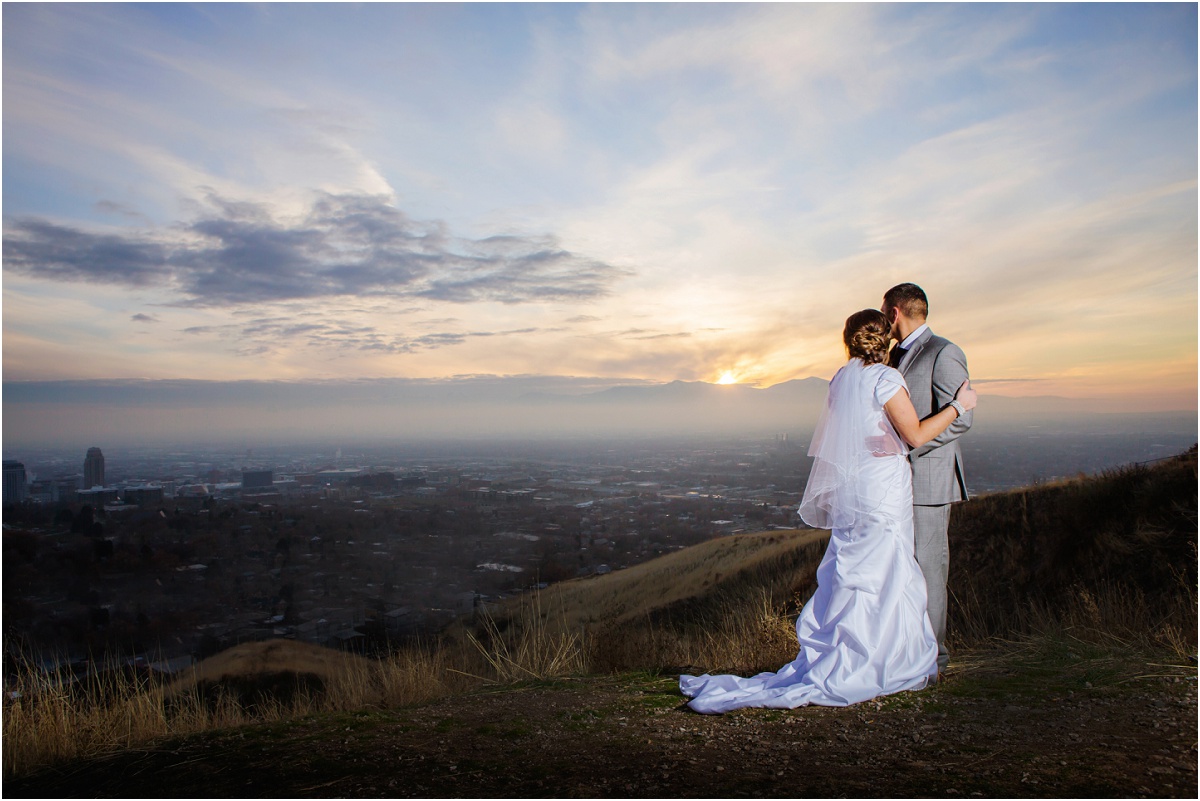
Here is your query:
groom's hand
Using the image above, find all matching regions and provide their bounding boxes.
[913,343,972,456]
[955,379,978,411]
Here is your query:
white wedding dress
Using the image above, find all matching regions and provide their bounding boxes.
[680,360,938,714]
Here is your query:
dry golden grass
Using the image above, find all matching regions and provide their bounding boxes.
[166,637,492,713]
[530,528,826,630]
[946,449,1197,655]
[455,527,828,677]
[2,653,245,779]
[167,638,370,689]
[464,591,589,684]
[4,639,481,779]
[582,588,802,677]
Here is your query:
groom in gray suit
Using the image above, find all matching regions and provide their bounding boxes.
[882,283,972,675]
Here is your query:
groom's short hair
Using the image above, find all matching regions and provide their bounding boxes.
[884,283,928,320]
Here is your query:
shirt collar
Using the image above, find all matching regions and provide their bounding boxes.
[899,323,929,350]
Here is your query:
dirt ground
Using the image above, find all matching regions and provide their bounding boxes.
[6,656,1197,799]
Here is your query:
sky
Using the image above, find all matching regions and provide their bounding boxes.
[3,2,1197,420]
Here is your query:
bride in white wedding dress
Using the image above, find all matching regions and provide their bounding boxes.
[680,309,977,714]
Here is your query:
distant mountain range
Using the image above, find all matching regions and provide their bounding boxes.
[526,377,830,404]
[521,377,1194,432]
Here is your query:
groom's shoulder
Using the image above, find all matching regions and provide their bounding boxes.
[925,329,962,352]
[925,332,968,368]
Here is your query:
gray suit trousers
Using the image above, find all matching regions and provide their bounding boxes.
[913,504,951,672]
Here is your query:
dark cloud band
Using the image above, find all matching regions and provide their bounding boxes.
[3,193,627,307]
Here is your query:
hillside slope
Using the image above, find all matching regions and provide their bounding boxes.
[947,448,1197,641]
[492,527,827,631]
[469,448,1196,672]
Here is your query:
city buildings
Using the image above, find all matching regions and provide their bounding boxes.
[2,433,1193,667]
[3,460,27,505]
[242,469,274,490]
[27,476,80,505]
[123,485,165,506]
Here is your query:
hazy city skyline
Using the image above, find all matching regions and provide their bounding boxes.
[3,3,1196,445]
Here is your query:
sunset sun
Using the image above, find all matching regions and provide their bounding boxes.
[717,371,738,385]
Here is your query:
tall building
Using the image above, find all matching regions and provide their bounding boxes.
[3,460,27,505]
[84,447,105,489]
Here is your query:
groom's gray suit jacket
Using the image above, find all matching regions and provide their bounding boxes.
[895,327,972,505]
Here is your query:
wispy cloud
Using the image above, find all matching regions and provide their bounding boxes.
[619,329,692,342]
[178,312,544,357]
[4,192,628,307]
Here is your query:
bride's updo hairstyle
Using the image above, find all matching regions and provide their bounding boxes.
[843,309,890,365]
